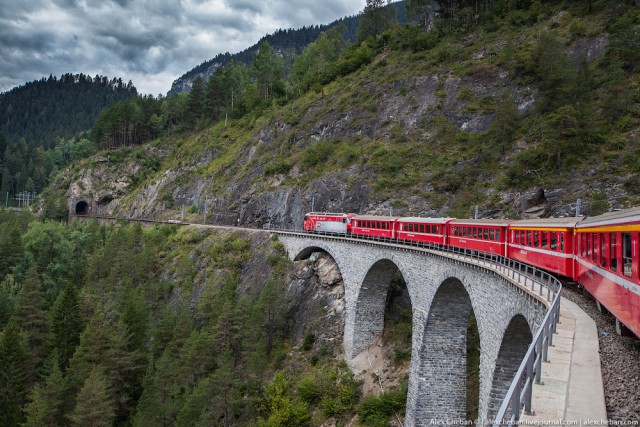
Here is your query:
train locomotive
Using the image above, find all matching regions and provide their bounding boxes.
[303,208,640,338]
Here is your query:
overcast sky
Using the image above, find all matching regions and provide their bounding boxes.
[0,0,366,96]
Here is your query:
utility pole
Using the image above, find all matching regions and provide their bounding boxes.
[576,199,582,217]
[181,205,185,222]
[203,198,208,224]
[311,196,315,212]
[474,204,479,219]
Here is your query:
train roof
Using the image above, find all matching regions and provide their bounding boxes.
[352,215,396,221]
[578,206,640,227]
[305,212,348,216]
[509,217,583,228]
[450,218,511,226]
[397,217,452,224]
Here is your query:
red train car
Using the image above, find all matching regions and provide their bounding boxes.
[303,212,352,234]
[507,217,580,278]
[396,217,454,246]
[574,208,640,337]
[350,215,397,239]
[449,219,510,256]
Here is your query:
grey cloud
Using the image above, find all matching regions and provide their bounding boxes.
[0,0,365,96]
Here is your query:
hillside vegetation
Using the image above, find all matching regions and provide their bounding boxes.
[46,0,640,225]
[0,74,137,201]
[0,210,385,426]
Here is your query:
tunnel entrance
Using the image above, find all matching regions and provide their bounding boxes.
[75,200,89,216]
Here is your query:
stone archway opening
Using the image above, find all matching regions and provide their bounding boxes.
[75,200,89,216]
[487,314,532,419]
[350,259,413,423]
[415,277,480,423]
[290,248,346,357]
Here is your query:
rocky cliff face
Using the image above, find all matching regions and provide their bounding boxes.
[55,32,627,226]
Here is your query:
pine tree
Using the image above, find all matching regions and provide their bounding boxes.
[106,321,145,423]
[22,353,65,427]
[252,43,284,104]
[0,320,30,427]
[68,366,114,427]
[15,265,48,363]
[48,283,82,370]
[407,0,432,31]
[65,305,110,397]
[186,76,206,127]
[356,0,395,42]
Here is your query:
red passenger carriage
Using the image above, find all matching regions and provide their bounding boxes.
[396,217,453,245]
[574,208,640,337]
[507,217,580,278]
[350,215,397,239]
[449,219,510,256]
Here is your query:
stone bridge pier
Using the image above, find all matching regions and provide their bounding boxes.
[277,234,548,426]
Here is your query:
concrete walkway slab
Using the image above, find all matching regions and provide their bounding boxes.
[519,299,607,426]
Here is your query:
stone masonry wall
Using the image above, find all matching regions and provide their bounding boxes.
[277,234,548,426]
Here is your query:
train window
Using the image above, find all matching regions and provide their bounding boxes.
[560,233,565,252]
[496,229,501,241]
[610,233,618,272]
[490,229,495,240]
[550,233,557,250]
[600,233,607,268]
[432,225,437,234]
[623,233,632,278]
[533,231,539,247]
[541,232,548,249]
[483,228,489,240]
[593,233,600,263]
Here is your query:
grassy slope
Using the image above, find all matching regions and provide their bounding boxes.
[45,1,640,220]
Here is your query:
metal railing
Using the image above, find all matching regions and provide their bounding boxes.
[79,216,562,422]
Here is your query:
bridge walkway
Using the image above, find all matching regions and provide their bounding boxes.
[519,299,607,425]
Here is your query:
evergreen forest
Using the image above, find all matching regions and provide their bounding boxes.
[0,74,137,204]
[0,211,391,426]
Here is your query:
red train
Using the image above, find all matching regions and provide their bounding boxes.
[303,209,640,338]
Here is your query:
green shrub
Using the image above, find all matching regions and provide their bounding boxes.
[302,332,315,351]
[357,388,406,427]
[301,140,333,168]
[264,159,292,176]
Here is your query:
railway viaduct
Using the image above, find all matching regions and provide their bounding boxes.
[275,232,550,426]
[72,212,558,425]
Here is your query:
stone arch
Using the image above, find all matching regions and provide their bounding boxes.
[350,258,408,357]
[75,200,89,216]
[486,314,533,418]
[291,244,348,279]
[413,277,476,422]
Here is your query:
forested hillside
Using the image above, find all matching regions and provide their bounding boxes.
[167,1,408,95]
[50,0,640,227]
[0,73,137,149]
[1,211,408,426]
[0,74,138,204]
